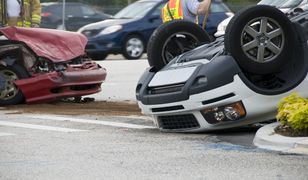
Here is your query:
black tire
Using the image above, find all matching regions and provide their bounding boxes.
[88,53,107,61]
[0,64,29,105]
[122,35,145,60]
[225,5,295,74]
[147,20,211,71]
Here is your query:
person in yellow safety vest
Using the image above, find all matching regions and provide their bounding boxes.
[0,0,41,28]
[162,0,211,24]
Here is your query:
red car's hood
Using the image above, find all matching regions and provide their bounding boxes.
[0,26,88,62]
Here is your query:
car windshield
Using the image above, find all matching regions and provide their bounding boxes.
[114,1,157,19]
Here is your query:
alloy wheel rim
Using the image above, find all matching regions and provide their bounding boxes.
[240,17,285,63]
[0,69,19,100]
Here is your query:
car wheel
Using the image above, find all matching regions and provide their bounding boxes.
[0,64,29,105]
[225,5,294,74]
[88,53,107,61]
[122,35,144,60]
[147,20,211,71]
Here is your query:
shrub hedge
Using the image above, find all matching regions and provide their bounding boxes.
[276,93,308,131]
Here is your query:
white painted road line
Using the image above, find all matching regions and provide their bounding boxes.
[113,115,152,121]
[26,115,155,129]
[0,121,86,132]
[0,133,15,137]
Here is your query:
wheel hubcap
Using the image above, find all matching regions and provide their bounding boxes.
[126,38,144,58]
[0,69,19,100]
[241,17,285,63]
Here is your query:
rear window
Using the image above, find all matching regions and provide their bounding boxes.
[42,5,61,15]
[66,5,82,16]
[41,6,48,11]
[81,5,96,16]
[42,4,94,17]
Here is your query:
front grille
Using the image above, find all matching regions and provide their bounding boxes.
[158,114,200,130]
[86,44,96,50]
[152,105,184,112]
[202,93,235,105]
[70,84,99,91]
[148,83,184,95]
[50,84,99,93]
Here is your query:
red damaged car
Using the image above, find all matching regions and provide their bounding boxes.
[0,26,107,105]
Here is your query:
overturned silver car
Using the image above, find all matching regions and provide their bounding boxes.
[136,5,308,132]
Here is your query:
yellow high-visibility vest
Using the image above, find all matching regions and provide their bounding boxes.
[162,0,183,23]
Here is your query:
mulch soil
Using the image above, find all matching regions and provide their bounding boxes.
[4,100,143,117]
[275,125,308,137]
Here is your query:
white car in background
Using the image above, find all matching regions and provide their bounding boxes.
[214,0,308,37]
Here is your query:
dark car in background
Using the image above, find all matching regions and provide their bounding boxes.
[78,0,233,60]
[41,2,112,31]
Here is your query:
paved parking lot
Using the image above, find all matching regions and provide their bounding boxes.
[1,111,308,180]
[91,58,149,102]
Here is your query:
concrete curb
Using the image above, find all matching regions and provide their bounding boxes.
[253,122,308,155]
[297,139,308,148]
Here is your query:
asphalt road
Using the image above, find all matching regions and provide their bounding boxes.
[1,56,308,180]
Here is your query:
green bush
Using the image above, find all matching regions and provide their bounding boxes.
[276,93,308,131]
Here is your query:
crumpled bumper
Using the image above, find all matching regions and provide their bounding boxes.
[15,62,107,104]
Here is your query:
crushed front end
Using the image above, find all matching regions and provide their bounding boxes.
[15,56,106,104]
[0,26,106,105]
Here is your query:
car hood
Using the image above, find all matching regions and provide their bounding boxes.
[0,26,87,62]
[80,18,134,30]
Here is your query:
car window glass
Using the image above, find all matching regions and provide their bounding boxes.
[81,6,96,16]
[152,3,164,17]
[41,6,48,11]
[67,5,81,17]
[258,0,279,5]
[51,5,62,15]
[259,0,303,8]
[210,3,229,13]
[281,0,303,8]
[114,1,157,19]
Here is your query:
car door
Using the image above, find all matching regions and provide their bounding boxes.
[141,2,165,44]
